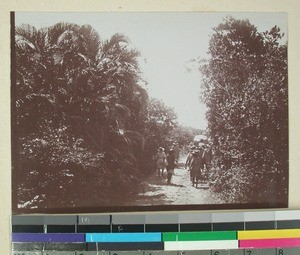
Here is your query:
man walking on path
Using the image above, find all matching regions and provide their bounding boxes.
[155,147,167,177]
[198,143,208,185]
[185,146,195,180]
[172,142,180,164]
[166,148,176,184]
[189,150,202,187]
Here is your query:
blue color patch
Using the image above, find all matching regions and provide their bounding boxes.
[85,233,162,242]
[11,233,85,242]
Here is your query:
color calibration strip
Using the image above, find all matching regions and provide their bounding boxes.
[12,210,300,254]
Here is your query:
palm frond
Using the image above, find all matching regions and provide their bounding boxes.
[47,22,80,45]
[15,24,38,51]
[79,24,101,61]
[115,103,131,119]
[124,130,145,150]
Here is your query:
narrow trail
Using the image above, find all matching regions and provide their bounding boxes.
[126,156,224,206]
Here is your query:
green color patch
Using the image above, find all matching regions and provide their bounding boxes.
[162,231,237,241]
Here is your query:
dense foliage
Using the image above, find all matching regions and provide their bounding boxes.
[12,23,177,212]
[140,98,178,172]
[167,125,202,150]
[200,18,288,204]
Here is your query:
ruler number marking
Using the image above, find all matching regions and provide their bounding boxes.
[278,249,284,255]
[81,217,90,224]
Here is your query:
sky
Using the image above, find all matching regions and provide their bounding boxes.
[15,12,287,130]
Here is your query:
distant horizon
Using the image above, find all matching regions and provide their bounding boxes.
[15,12,287,129]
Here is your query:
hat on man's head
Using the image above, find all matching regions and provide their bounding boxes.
[169,148,175,154]
[192,150,199,155]
[199,143,205,148]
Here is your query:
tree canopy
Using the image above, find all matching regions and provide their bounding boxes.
[13,22,178,212]
[200,17,288,204]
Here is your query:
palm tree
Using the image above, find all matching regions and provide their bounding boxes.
[13,22,149,212]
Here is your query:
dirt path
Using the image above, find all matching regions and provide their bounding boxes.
[126,157,224,206]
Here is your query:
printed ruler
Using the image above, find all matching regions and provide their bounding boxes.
[11,210,300,255]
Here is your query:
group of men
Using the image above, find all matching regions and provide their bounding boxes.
[185,143,212,188]
[154,141,212,187]
[154,142,180,184]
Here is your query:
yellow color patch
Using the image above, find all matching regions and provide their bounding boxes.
[238,229,300,240]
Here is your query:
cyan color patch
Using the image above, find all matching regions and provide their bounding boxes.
[85,233,162,242]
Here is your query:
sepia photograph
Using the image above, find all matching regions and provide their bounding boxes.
[11,11,288,213]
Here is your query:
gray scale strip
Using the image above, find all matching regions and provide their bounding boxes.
[244,211,275,221]
[78,215,110,225]
[145,213,178,224]
[12,216,46,225]
[12,210,300,226]
[112,214,145,225]
[178,212,212,224]
[12,215,77,225]
[275,210,300,220]
[11,249,300,255]
[212,212,245,223]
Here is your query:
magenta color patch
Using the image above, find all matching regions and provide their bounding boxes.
[240,238,300,248]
